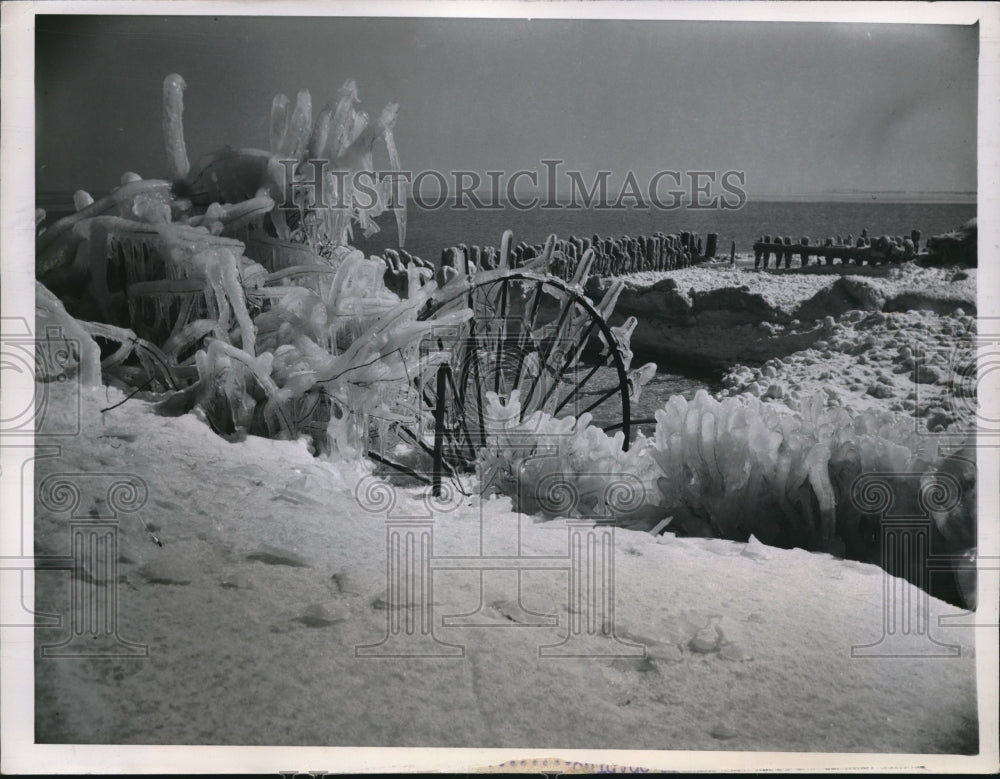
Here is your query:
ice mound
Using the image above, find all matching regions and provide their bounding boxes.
[477,389,668,527]
[478,387,973,585]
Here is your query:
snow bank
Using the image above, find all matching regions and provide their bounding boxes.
[31,378,979,753]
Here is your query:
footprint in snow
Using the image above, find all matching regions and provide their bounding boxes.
[292,604,344,628]
[270,603,348,632]
[491,599,557,624]
[246,544,312,568]
[710,722,740,740]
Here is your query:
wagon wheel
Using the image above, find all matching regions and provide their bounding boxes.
[367,270,634,488]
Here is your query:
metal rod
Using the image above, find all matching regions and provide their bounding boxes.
[444,365,479,459]
[538,318,600,413]
[432,364,448,498]
[366,452,432,485]
[466,329,487,448]
[579,385,622,418]
[603,417,657,433]
[552,361,602,416]
[494,278,509,395]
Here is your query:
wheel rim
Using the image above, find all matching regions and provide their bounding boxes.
[367,270,633,484]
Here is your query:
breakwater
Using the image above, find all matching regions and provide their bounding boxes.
[752,229,923,269]
[376,230,720,292]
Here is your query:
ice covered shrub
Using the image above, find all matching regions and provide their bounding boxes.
[648,389,938,555]
[922,439,977,608]
[477,389,668,528]
[822,400,936,560]
[474,385,974,581]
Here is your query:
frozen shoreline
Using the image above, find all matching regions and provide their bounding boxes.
[32,379,978,750]
[598,260,976,425]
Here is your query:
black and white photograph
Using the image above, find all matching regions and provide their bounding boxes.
[2,1,998,774]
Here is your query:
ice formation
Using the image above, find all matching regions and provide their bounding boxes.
[478,389,666,525]
[35,281,102,388]
[478,386,962,562]
[266,77,407,249]
[36,280,175,393]
[162,73,190,180]
[34,72,431,457]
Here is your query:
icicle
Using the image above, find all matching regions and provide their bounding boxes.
[162,74,190,180]
[73,190,94,212]
[378,102,407,247]
[595,279,625,321]
[35,281,103,388]
[570,247,594,287]
[308,104,334,160]
[628,362,657,402]
[270,93,290,155]
[281,89,312,161]
[328,79,360,159]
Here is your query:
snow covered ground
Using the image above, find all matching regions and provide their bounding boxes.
[6,378,995,772]
[622,259,975,315]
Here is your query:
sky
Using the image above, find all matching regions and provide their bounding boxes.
[34,15,979,200]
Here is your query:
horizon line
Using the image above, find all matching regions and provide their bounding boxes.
[34,189,979,206]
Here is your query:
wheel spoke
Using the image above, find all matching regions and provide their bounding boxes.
[552,361,602,416]
[494,278,509,395]
[465,327,488,447]
[510,279,545,391]
[444,365,479,459]
[520,290,576,421]
[578,385,623,418]
[603,417,657,433]
[537,317,600,413]
[432,365,448,496]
